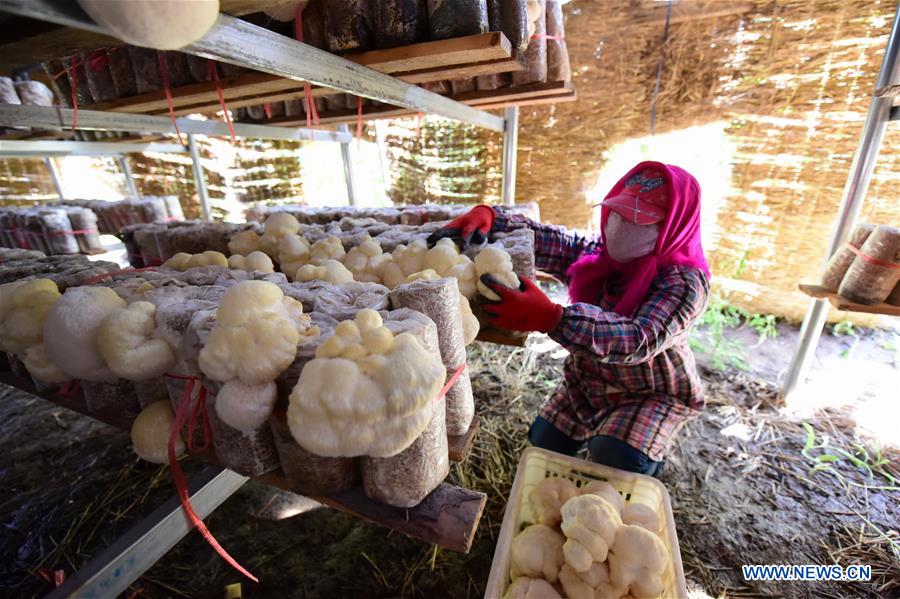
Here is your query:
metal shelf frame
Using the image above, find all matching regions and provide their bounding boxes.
[0,0,522,589]
[782,3,900,399]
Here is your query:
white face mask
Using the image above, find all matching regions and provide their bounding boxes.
[603,211,660,263]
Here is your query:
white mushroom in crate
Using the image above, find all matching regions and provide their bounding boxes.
[198,280,319,432]
[529,477,579,527]
[503,577,562,599]
[287,309,445,458]
[607,525,669,598]
[560,494,622,572]
[510,523,565,583]
[77,0,219,50]
[581,480,625,513]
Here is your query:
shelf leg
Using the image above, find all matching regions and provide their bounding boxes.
[782,3,900,400]
[118,155,140,198]
[338,124,358,206]
[501,106,519,207]
[187,135,211,222]
[44,157,65,200]
[46,467,247,599]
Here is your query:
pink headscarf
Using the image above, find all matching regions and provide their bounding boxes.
[566,161,710,316]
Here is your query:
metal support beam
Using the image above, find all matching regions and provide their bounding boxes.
[0,105,352,143]
[0,0,504,132]
[46,467,247,599]
[43,157,65,199]
[0,139,187,157]
[782,2,900,400]
[188,135,211,222]
[338,124,358,207]
[501,106,519,206]
[117,155,140,198]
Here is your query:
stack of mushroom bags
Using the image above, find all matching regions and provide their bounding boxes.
[1,212,534,509]
[506,479,671,599]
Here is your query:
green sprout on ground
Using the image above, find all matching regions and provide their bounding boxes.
[690,294,778,371]
[801,422,899,491]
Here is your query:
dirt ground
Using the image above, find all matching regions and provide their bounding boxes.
[1,320,898,599]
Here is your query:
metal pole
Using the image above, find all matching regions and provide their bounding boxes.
[501,106,519,206]
[337,124,358,207]
[782,3,900,400]
[47,468,247,599]
[117,155,139,198]
[44,157,65,199]
[187,134,211,222]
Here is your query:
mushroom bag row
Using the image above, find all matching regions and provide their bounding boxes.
[287,309,446,458]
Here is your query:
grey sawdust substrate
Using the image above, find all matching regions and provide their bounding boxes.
[0,328,897,598]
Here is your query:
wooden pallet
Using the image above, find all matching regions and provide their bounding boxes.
[798,284,900,317]
[0,372,486,554]
[85,33,518,117]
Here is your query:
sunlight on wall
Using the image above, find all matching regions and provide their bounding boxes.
[587,121,735,251]
[297,137,390,209]
[55,156,128,200]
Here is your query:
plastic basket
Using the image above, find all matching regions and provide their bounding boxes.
[484,447,687,599]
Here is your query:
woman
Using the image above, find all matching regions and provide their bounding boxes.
[429,161,710,476]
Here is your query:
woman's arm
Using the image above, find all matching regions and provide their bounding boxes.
[493,208,599,279]
[548,267,709,363]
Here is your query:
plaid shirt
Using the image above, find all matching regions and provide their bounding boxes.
[494,209,709,460]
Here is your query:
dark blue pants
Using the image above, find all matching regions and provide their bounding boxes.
[528,416,664,478]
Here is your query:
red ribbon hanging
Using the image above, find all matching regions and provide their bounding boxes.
[58,379,81,399]
[294,5,320,127]
[434,363,467,404]
[263,103,273,120]
[357,96,364,150]
[846,241,900,270]
[157,51,185,145]
[68,57,79,130]
[167,378,258,583]
[208,60,237,144]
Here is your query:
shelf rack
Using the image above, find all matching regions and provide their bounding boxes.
[0,0,530,593]
[797,284,900,317]
[782,2,900,399]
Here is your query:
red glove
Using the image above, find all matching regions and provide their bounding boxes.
[481,275,564,333]
[426,205,495,248]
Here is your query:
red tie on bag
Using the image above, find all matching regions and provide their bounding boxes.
[167,376,257,583]
[294,5,320,127]
[157,51,184,145]
[208,60,237,144]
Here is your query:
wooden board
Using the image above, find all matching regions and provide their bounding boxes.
[448,416,480,462]
[83,33,517,117]
[0,372,486,553]
[0,1,301,71]
[798,284,900,317]
[265,81,575,127]
[475,327,528,347]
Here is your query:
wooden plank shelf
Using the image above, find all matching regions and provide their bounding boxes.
[448,416,480,462]
[798,283,900,317]
[260,80,575,127]
[0,372,486,554]
[475,326,528,347]
[83,33,518,118]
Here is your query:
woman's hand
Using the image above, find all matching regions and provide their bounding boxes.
[426,205,495,248]
[480,274,563,333]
